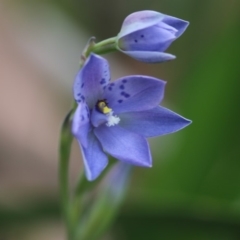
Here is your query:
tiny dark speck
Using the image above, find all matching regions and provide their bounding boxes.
[124,93,130,98]
[118,99,123,103]
[81,95,85,100]
[77,93,81,96]
[108,87,112,91]
[141,35,144,38]
[122,79,127,83]
[119,85,124,90]
[81,115,85,121]
[81,83,84,88]
[121,91,125,96]
[100,78,106,84]
[134,39,138,43]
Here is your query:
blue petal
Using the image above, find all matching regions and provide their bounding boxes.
[118,10,165,38]
[163,16,189,38]
[118,22,177,52]
[120,50,176,63]
[79,131,108,181]
[94,125,152,167]
[73,54,110,108]
[103,75,166,113]
[91,107,108,127]
[119,106,192,138]
[72,102,90,148]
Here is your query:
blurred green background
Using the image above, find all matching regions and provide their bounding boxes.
[0,0,240,239]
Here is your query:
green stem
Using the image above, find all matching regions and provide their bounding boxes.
[89,37,117,55]
[59,109,74,238]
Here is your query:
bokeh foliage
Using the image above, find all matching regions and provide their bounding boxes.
[1,0,240,239]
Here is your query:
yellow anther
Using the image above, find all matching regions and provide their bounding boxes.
[102,106,112,114]
[97,100,112,114]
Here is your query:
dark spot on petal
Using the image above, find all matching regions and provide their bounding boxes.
[124,93,130,98]
[87,113,90,119]
[81,95,85,100]
[121,91,125,96]
[119,85,124,90]
[141,35,144,38]
[108,87,112,91]
[81,115,85,121]
[110,83,115,86]
[134,39,138,43]
[77,99,81,103]
[77,93,81,96]
[118,99,123,103]
[81,83,84,88]
[122,79,127,83]
[100,78,106,84]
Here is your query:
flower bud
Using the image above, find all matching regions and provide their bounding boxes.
[117,10,189,63]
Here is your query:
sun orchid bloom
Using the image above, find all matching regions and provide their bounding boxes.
[116,10,189,63]
[72,53,191,181]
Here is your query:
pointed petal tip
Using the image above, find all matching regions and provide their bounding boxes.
[185,118,192,125]
[121,50,176,63]
[137,157,152,168]
[86,172,98,181]
[146,162,152,168]
[85,158,108,181]
[179,117,192,130]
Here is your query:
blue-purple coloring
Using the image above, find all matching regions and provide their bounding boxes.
[117,10,189,63]
[72,54,191,180]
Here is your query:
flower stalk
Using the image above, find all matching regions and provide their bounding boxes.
[91,37,117,55]
[59,37,119,239]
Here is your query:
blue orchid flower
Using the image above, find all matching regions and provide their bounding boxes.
[116,10,189,63]
[72,54,191,181]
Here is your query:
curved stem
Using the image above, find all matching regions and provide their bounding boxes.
[88,37,117,56]
[59,109,74,238]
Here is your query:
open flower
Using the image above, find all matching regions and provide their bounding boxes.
[116,10,189,63]
[72,54,191,181]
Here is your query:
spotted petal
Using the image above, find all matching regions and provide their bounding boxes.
[119,106,192,138]
[118,10,164,38]
[73,53,110,108]
[103,76,166,113]
[94,125,152,167]
[72,102,90,148]
[118,22,177,52]
[80,131,108,181]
